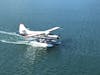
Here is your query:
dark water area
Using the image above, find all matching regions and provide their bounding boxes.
[0,0,100,75]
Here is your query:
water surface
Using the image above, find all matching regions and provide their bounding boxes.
[0,0,100,75]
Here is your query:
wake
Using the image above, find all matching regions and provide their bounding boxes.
[0,30,28,45]
[0,31,21,37]
[0,40,30,45]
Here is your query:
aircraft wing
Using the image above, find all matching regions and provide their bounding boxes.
[45,27,61,32]
[26,27,61,37]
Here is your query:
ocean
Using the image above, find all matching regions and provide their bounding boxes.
[0,0,100,75]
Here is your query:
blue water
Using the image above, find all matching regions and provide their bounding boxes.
[0,0,100,75]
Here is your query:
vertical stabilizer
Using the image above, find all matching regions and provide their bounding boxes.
[19,24,29,35]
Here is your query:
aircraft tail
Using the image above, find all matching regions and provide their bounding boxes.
[19,24,29,35]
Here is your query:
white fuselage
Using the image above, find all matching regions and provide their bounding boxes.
[19,24,61,47]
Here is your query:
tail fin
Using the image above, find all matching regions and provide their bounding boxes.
[19,24,29,35]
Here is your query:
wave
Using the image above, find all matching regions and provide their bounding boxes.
[0,30,27,44]
[0,31,47,64]
[0,30,48,48]
[0,30,21,37]
[0,40,30,45]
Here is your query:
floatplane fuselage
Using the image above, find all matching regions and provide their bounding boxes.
[19,24,61,47]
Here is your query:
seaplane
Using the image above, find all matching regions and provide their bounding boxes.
[19,24,61,47]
